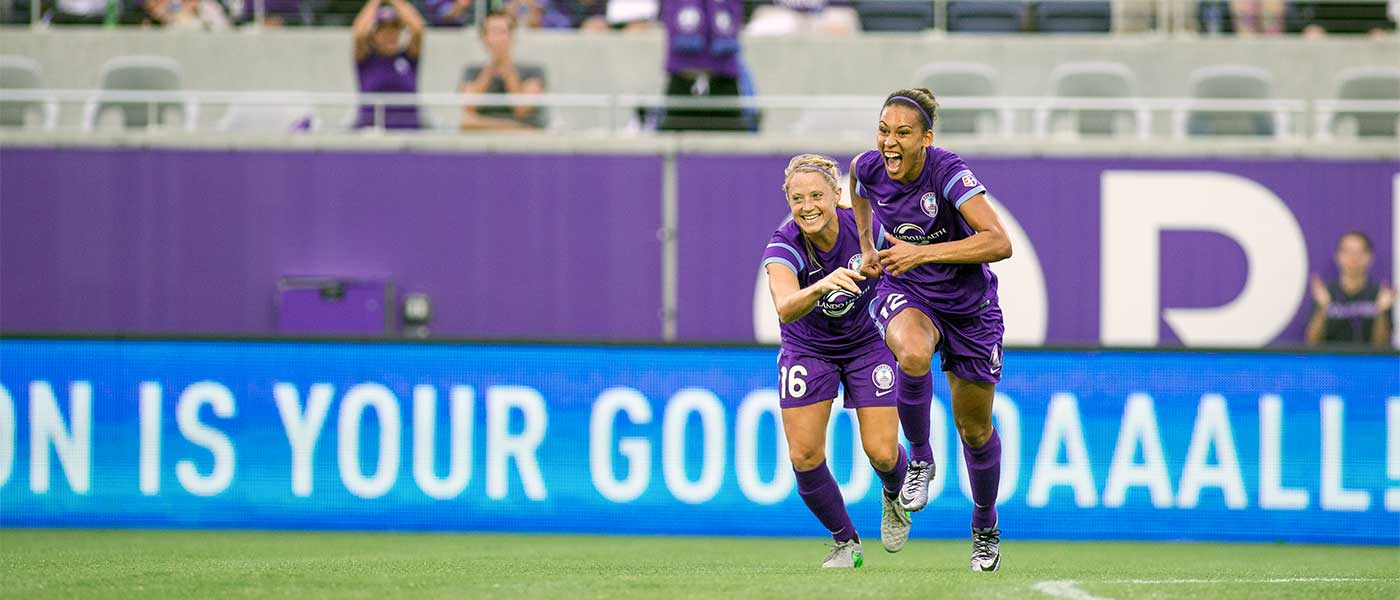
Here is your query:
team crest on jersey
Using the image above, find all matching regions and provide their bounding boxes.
[989,343,1002,373]
[920,192,939,218]
[872,364,895,390]
[848,254,863,271]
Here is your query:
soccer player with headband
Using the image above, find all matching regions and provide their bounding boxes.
[850,87,1013,572]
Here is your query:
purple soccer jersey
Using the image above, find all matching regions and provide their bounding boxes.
[854,146,997,316]
[761,207,885,358]
[354,51,421,130]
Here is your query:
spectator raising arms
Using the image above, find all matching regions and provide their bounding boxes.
[1306,231,1395,348]
[459,10,547,131]
[352,0,425,130]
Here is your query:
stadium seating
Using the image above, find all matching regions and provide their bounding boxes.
[852,0,936,32]
[1180,65,1278,138]
[1033,0,1112,33]
[0,55,56,130]
[1035,60,1145,138]
[81,55,195,132]
[946,1,1027,32]
[1327,66,1400,138]
[914,61,1007,136]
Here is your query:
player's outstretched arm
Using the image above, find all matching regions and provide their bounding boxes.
[767,264,865,324]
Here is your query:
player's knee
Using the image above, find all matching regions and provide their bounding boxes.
[788,445,826,472]
[863,442,898,471]
[957,420,993,448]
[892,344,933,375]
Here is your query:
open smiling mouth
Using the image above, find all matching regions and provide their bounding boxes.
[883,150,902,172]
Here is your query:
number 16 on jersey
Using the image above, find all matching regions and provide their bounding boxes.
[779,365,807,400]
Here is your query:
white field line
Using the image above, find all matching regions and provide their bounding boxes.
[1033,577,1396,600]
[1033,581,1113,600]
[1102,578,1392,584]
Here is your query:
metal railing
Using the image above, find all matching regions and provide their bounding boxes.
[2,89,1396,144]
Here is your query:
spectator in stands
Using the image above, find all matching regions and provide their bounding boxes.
[459,10,547,130]
[147,0,231,30]
[658,0,748,131]
[352,0,425,129]
[1231,0,1284,35]
[1306,231,1395,348]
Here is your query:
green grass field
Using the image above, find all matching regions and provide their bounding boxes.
[1,529,1396,599]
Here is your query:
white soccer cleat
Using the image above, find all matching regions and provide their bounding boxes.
[821,539,864,568]
[970,525,1001,572]
[880,492,912,553]
[898,459,935,512]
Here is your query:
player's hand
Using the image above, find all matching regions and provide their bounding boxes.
[1310,274,1332,308]
[816,268,865,296]
[878,233,927,277]
[1377,282,1395,312]
[858,249,883,279]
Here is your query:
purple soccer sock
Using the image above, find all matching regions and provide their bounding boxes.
[963,429,1002,530]
[896,371,934,463]
[875,445,909,499]
[794,462,858,543]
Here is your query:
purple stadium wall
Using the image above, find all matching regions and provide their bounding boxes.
[1,147,1395,347]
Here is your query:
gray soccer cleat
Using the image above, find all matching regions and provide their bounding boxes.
[898,459,935,512]
[821,539,864,568]
[970,525,1001,572]
[880,492,912,553]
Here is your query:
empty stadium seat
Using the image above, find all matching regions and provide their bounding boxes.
[81,55,195,132]
[852,0,935,32]
[0,55,57,130]
[1034,0,1112,32]
[1180,65,1278,138]
[1327,67,1400,139]
[947,1,1027,32]
[1035,61,1146,138]
[913,62,1006,136]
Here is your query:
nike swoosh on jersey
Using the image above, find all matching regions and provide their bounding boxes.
[875,389,894,397]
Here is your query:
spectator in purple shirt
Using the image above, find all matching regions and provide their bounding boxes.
[1307,231,1395,347]
[352,0,424,130]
